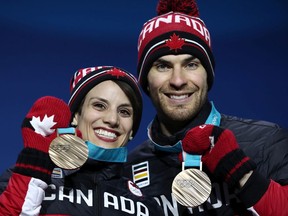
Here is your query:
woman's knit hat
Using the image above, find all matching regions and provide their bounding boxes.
[68,66,143,137]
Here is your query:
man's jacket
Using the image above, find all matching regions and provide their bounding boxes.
[124,101,288,216]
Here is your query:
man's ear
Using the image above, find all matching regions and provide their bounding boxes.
[147,86,150,92]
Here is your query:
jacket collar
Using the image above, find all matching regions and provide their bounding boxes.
[148,101,221,152]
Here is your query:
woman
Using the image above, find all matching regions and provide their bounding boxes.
[0,66,163,215]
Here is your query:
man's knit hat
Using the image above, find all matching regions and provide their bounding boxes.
[137,0,215,95]
[68,66,143,137]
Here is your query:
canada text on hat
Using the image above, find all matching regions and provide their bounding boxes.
[70,66,103,90]
[138,12,211,52]
[69,66,141,113]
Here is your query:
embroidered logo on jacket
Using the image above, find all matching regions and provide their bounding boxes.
[132,161,150,188]
[128,180,143,197]
[51,167,63,178]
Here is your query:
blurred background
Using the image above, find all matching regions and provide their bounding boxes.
[1,0,288,173]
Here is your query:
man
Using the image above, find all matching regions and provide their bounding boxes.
[124,0,288,215]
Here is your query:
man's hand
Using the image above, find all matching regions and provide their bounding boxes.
[181,124,256,188]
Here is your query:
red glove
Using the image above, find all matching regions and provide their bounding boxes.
[181,124,256,188]
[14,96,71,183]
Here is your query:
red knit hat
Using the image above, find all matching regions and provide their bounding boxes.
[68,66,143,137]
[137,0,215,94]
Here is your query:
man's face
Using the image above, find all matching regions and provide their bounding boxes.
[147,54,208,134]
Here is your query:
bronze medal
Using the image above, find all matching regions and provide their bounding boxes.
[172,169,212,208]
[49,134,88,170]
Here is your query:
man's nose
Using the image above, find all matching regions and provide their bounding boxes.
[169,67,187,88]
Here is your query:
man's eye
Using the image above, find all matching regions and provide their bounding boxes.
[156,64,170,72]
[186,62,198,70]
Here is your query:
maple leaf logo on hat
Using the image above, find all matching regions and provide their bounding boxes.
[165,33,185,52]
[107,67,127,79]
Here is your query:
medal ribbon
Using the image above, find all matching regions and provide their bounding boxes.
[57,127,76,134]
[86,141,127,163]
[183,102,220,169]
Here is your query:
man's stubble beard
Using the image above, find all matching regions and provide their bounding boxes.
[162,100,201,122]
[153,96,201,128]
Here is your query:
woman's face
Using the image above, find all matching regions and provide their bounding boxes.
[74,80,134,148]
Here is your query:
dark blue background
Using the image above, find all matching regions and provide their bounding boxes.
[1,0,288,174]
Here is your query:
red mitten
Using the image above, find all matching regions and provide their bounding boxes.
[14,96,71,183]
[182,124,256,188]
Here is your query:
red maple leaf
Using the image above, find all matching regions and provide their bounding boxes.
[107,68,126,79]
[165,33,185,52]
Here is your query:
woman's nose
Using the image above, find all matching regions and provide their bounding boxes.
[103,109,119,127]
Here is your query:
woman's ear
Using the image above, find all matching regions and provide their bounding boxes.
[71,114,79,126]
[129,130,133,140]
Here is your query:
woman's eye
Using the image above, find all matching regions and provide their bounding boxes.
[93,103,106,110]
[119,109,132,117]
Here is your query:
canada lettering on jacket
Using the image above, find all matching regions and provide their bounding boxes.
[138,13,211,50]
[155,182,240,215]
[104,192,149,215]
[44,184,150,215]
[44,184,93,206]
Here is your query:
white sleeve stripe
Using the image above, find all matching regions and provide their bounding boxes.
[247,207,260,216]
[20,177,48,216]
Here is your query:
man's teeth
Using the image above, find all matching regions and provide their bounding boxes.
[170,94,188,99]
[95,129,117,138]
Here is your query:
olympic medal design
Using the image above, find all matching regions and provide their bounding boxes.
[172,169,212,208]
[49,134,88,170]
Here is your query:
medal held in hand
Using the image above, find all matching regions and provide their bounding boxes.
[172,154,211,208]
[49,128,88,170]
